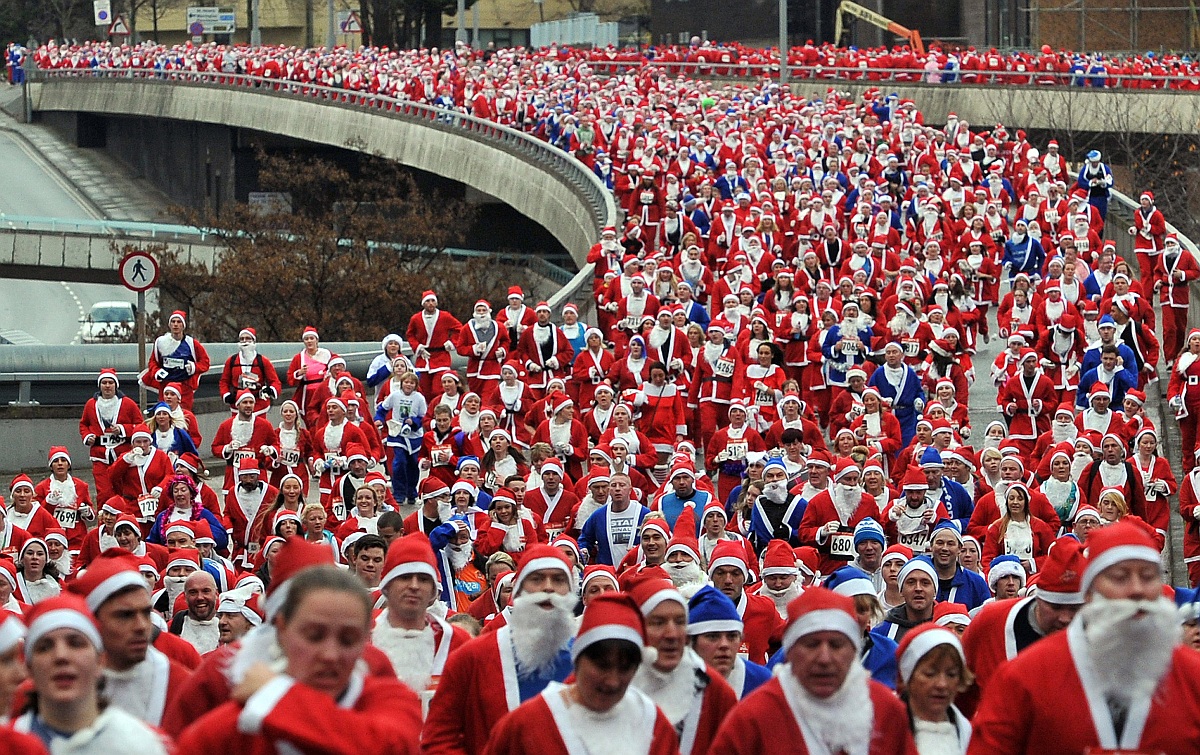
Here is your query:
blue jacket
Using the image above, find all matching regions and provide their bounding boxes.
[1076,365,1136,408]
[1081,342,1139,388]
[937,565,992,611]
[655,490,711,533]
[1003,236,1046,275]
[867,365,925,447]
[768,629,897,689]
[747,495,806,553]
[933,479,975,533]
[579,504,650,566]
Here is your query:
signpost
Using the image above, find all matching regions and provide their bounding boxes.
[93,0,112,26]
[109,15,130,36]
[186,6,237,36]
[337,10,363,34]
[119,251,160,411]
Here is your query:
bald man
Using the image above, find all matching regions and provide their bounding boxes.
[169,571,220,654]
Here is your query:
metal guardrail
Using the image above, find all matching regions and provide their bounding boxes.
[30,68,618,243]
[586,60,1200,90]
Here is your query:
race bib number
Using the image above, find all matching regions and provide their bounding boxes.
[640,191,655,205]
[829,530,855,560]
[55,507,78,529]
[755,389,773,406]
[137,494,158,519]
[620,316,639,331]
[324,452,341,471]
[163,357,186,370]
[432,444,452,465]
[545,523,565,541]
[238,373,260,390]
[233,449,256,465]
[902,339,920,357]
[332,497,347,520]
[246,541,261,555]
[483,471,498,491]
[726,441,748,461]
[280,448,301,467]
[841,341,859,355]
[714,357,736,379]
[101,433,122,448]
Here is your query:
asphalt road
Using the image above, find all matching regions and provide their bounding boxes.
[0,130,138,345]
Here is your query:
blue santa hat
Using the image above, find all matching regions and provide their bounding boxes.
[1086,150,1101,162]
[930,519,962,543]
[987,555,1027,591]
[853,518,886,549]
[456,456,481,472]
[1097,314,1117,329]
[152,401,172,415]
[920,446,945,469]
[762,457,788,476]
[686,586,743,636]
[823,566,876,598]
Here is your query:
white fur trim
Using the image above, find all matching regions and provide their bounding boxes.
[571,625,645,662]
[781,609,862,653]
[26,609,102,660]
[85,571,148,613]
[898,628,963,683]
[1081,544,1160,595]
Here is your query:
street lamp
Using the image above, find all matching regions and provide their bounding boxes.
[779,0,788,83]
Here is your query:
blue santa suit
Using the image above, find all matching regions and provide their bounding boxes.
[714,173,749,200]
[1076,364,1136,408]
[150,424,198,459]
[655,489,712,532]
[579,503,650,566]
[867,364,925,448]
[1002,234,1046,279]
[747,493,807,553]
[927,468,975,533]
[1076,156,1114,221]
[822,324,874,387]
[732,658,773,699]
[1081,327,1139,387]
[1083,271,1110,302]
[678,300,710,332]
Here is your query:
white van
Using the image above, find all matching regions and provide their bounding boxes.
[80,301,136,344]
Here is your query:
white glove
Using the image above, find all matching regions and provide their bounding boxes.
[669,358,684,372]
[960,426,971,439]
[546,357,559,370]
[823,521,841,535]
[1193,505,1200,522]
[154,368,169,381]
[260,445,277,457]
[474,343,486,356]
[313,458,327,473]
[914,398,925,412]
[444,340,456,351]
[889,505,902,522]
[184,361,196,376]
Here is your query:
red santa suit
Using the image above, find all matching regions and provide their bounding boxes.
[309,418,368,517]
[225,480,282,557]
[456,311,511,404]
[217,343,281,417]
[108,447,173,522]
[797,487,878,575]
[487,684,679,755]
[34,472,93,548]
[406,304,463,397]
[79,389,142,506]
[516,317,575,393]
[286,343,333,427]
[969,622,1200,755]
[708,675,918,755]
[569,342,615,409]
[176,670,423,754]
[997,366,1058,454]
[210,413,279,490]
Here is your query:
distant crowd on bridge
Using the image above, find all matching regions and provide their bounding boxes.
[10,38,1200,89]
[3,36,1200,755]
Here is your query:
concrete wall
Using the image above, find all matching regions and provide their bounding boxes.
[105,116,239,214]
[0,230,217,282]
[781,79,1200,135]
[30,80,603,269]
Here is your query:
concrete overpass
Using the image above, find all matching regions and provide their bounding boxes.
[25,70,617,271]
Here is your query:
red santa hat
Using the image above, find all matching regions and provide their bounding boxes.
[1140,191,1154,203]
[474,299,491,313]
[1088,383,1111,402]
[831,457,859,482]
[8,475,33,494]
[380,533,441,591]
[164,521,195,541]
[581,564,619,594]
[627,572,687,617]
[421,290,438,304]
[168,310,187,326]
[100,496,126,516]
[506,286,524,301]
[571,592,647,663]
[901,467,930,491]
[23,594,102,662]
[302,326,319,339]
[47,446,71,468]
[664,510,701,564]
[96,368,120,387]
[761,539,799,577]
[0,609,22,656]
[1031,536,1087,604]
[513,544,573,596]
[67,553,148,613]
[236,457,261,476]
[550,392,574,415]
[260,537,336,619]
[165,549,201,574]
[781,587,861,653]
[707,539,750,581]
[271,509,302,533]
[1079,520,1159,597]
[129,424,152,442]
[238,327,256,341]
[896,624,965,684]
[882,544,914,567]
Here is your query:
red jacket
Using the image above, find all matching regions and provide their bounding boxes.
[79,395,142,464]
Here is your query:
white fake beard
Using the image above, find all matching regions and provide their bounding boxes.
[129,447,151,467]
[832,484,863,522]
[239,344,258,362]
[783,659,874,755]
[508,591,577,677]
[372,621,435,692]
[474,313,491,327]
[648,326,670,350]
[1052,420,1077,443]
[1080,595,1178,708]
[664,560,706,590]
[983,436,1002,451]
[1071,453,1094,482]
[436,501,453,522]
[164,576,187,611]
[447,543,474,572]
[888,314,910,336]
[839,316,861,335]
[51,552,72,577]
[633,647,702,724]
[759,580,803,617]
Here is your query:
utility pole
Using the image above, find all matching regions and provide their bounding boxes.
[327,0,336,48]
[779,0,788,83]
[251,0,261,45]
[457,0,467,43]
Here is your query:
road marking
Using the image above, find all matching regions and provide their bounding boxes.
[61,281,85,344]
